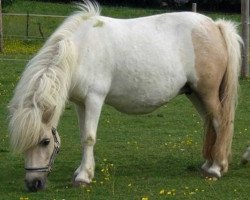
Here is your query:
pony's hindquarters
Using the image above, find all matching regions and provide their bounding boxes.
[190,19,241,177]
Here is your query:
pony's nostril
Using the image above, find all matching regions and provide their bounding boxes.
[34,179,43,190]
[25,178,44,192]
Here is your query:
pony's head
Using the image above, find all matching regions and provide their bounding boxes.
[24,126,60,192]
[9,103,61,191]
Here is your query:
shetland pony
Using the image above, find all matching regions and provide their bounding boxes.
[8,1,242,191]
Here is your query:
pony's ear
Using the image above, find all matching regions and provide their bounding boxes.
[42,106,56,124]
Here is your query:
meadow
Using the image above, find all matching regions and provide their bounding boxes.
[0,1,250,199]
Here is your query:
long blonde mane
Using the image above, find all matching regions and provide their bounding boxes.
[8,0,100,153]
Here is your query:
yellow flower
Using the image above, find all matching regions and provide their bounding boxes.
[141,197,149,200]
[159,189,165,195]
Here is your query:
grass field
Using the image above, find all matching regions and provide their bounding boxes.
[1,0,250,199]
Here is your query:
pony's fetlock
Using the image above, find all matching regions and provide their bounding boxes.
[220,160,228,173]
[201,160,212,171]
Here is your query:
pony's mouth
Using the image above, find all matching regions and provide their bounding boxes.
[25,178,46,192]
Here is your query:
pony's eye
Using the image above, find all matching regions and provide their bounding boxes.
[40,139,50,146]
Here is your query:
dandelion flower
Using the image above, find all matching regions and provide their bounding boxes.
[159,189,165,195]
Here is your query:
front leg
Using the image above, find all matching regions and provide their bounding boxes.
[73,94,104,186]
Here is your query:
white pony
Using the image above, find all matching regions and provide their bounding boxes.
[8,1,242,191]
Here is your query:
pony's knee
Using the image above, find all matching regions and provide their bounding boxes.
[83,135,96,146]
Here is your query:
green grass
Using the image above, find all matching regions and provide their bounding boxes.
[1,0,250,199]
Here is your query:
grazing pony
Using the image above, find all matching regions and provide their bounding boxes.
[8,0,242,192]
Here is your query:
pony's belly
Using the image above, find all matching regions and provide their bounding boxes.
[105,85,182,114]
[106,96,168,114]
[106,66,187,114]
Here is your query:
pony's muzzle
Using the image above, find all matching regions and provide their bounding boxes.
[25,174,46,192]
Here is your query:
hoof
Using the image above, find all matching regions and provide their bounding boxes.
[202,165,221,179]
[202,170,220,180]
[202,170,218,178]
[73,180,90,187]
[204,170,221,179]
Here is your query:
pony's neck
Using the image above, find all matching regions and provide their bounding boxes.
[41,38,78,127]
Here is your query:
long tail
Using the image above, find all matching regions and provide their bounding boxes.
[215,19,242,157]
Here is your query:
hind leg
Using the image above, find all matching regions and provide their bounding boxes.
[187,93,221,176]
[200,96,227,178]
[188,85,233,178]
[209,111,233,176]
[192,86,233,178]
[201,116,217,173]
